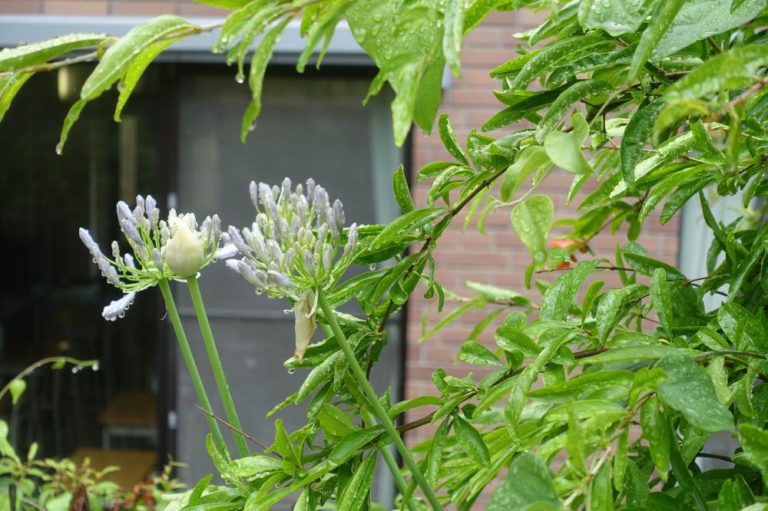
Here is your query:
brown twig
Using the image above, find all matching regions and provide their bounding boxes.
[194,404,273,453]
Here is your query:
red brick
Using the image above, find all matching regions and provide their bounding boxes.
[0,1,43,13]
[44,0,108,15]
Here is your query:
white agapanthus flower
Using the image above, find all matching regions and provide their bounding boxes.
[79,195,222,321]
[226,178,359,360]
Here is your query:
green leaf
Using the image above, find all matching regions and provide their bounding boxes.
[544,130,592,175]
[588,462,614,511]
[392,164,415,213]
[666,45,768,101]
[370,207,444,251]
[0,421,18,462]
[295,352,343,404]
[318,403,357,437]
[495,326,541,355]
[388,395,442,419]
[84,16,193,101]
[0,72,32,126]
[426,418,450,485]
[503,33,607,89]
[640,395,670,481]
[717,301,768,352]
[501,145,552,201]
[717,477,754,511]
[296,0,347,73]
[8,379,25,405]
[335,455,377,511]
[656,353,734,433]
[454,416,490,466]
[413,54,445,132]
[438,113,469,164]
[653,0,766,60]
[0,33,106,72]
[419,299,483,342]
[328,426,383,465]
[487,452,561,511]
[228,455,284,479]
[466,281,530,305]
[458,340,502,366]
[442,0,466,76]
[194,0,251,8]
[114,38,177,121]
[628,0,686,80]
[511,195,554,265]
[578,0,650,36]
[241,17,290,141]
[536,80,611,143]
[540,261,600,321]
[579,344,686,364]
[595,284,646,343]
[620,98,665,185]
[650,268,673,338]
[739,423,768,484]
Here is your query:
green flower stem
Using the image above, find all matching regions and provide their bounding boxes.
[186,276,250,458]
[158,279,227,454]
[362,410,418,511]
[317,289,443,511]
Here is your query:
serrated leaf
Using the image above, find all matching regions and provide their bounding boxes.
[656,353,734,433]
[511,195,554,265]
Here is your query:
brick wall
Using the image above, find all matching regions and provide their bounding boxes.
[0,0,681,444]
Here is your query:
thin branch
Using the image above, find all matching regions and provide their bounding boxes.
[195,404,273,452]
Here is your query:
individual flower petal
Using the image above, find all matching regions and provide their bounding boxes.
[293,290,316,361]
[102,292,136,321]
[215,243,238,260]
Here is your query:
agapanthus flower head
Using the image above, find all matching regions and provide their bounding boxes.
[79,195,223,321]
[226,178,358,300]
[226,179,359,361]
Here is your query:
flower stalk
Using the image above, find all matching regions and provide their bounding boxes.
[158,279,227,455]
[316,289,443,511]
[186,276,250,458]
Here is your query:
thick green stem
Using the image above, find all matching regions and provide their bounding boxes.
[317,289,443,511]
[362,411,419,511]
[186,276,250,458]
[158,279,227,454]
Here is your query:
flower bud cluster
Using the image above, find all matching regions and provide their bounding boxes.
[79,195,223,320]
[225,178,358,299]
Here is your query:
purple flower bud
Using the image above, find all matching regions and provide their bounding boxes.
[116,202,133,224]
[102,291,136,321]
[327,207,339,239]
[214,243,238,260]
[283,247,295,270]
[268,269,295,289]
[111,241,120,260]
[152,248,164,269]
[120,219,142,244]
[266,239,283,262]
[228,226,252,257]
[306,178,316,205]
[258,182,273,205]
[78,228,101,258]
[333,200,345,229]
[135,195,145,212]
[322,245,333,270]
[303,251,315,275]
[145,195,157,216]
[123,253,136,268]
[98,257,121,287]
[249,181,259,209]
[343,223,358,258]
[280,177,292,201]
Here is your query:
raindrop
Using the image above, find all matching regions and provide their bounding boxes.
[283,309,292,315]
[55,143,63,156]
[287,368,295,375]
[92,362,100,372]
[368,264,377,271]
[235,72,245,84]
[71,367,80,374]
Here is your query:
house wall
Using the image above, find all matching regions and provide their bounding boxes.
[0,1,681,445]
